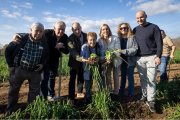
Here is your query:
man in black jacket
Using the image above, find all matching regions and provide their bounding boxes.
[67,22,87,104]
[44,21,69,101]
[5,22,49,114]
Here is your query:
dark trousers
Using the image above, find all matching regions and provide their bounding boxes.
[40,68,49,99]
[48,62,59,97]
[68,67,84,100]
[7,67,41,112]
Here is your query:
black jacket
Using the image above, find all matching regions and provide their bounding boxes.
[68,32,87,69]
[45,29,69,64]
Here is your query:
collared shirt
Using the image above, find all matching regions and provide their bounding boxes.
[14,38,43,71]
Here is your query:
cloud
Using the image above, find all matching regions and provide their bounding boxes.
[42,13,125,36]
[132,0,180,15]
[1,9,21,18]
[20,2,33,9]
[23,15,35,22]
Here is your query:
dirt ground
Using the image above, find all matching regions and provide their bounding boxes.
[0,64,180,119]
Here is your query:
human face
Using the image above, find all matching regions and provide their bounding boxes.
[31,26,44,40]
[72,23,81,37]
[87,36,96,48]
[136,11,147,26]
[101,26,110,39]
[54,25,65,38]
[161,31,166,39]
[119,24,128,35]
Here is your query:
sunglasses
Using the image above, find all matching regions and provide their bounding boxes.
[120,27,128,30]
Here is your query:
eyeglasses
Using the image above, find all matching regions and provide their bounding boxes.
[120,27,128,30]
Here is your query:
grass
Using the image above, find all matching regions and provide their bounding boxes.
[3,76,179,119]
[173,49,180,63]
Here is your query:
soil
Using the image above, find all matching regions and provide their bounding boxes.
[0,64,180,119]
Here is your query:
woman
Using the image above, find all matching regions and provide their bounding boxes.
[117,23,138,101]
[97,24,121,95]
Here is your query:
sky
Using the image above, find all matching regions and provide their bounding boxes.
[0,0,180,46]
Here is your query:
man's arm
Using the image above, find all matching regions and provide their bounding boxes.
[5,42,17,67]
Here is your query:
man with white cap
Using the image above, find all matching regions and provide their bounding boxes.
[5,22,49,115]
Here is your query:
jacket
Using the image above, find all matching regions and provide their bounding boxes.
[45,29,69,64]
[5,34,49,70]
[97,35,122,68]
[120,36,138,66]
[68,32,87,69]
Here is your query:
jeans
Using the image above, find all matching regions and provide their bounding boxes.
[136,55,157,101]
[48,62,59,97]
[120,61,135,96]
[159,56,169,83]
[85,80,93,102]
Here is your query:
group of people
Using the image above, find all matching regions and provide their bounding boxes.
[5,10,175,114]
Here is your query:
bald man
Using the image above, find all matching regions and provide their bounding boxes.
[133,10,163,112]
[67,22,87,104]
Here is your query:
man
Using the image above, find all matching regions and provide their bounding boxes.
[133,10,163,112]
[67,22,87,104]
[11,21,69,101]
[44,21,69,101]
[159,30,176,83]
[5,22,49,114]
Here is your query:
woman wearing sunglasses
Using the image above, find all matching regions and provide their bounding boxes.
[117,23,138,102]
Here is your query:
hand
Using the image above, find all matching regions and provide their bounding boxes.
[170,54,174,59]
[34,64,43,72]
[12,34,22,44]
[55,42,64,49]
[154,57,161,66]
[82,58,88,62]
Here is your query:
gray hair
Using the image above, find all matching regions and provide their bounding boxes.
[54,21,66,28]
[31,22,44,30]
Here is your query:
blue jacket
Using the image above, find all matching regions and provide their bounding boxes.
[81,43,104,80]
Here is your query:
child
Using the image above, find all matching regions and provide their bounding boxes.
[81,32,104,104]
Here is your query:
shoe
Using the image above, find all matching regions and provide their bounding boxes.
[146,101,156,113]
[140,95,147,102]
[47,96,55,102]
[76,93,85,98]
